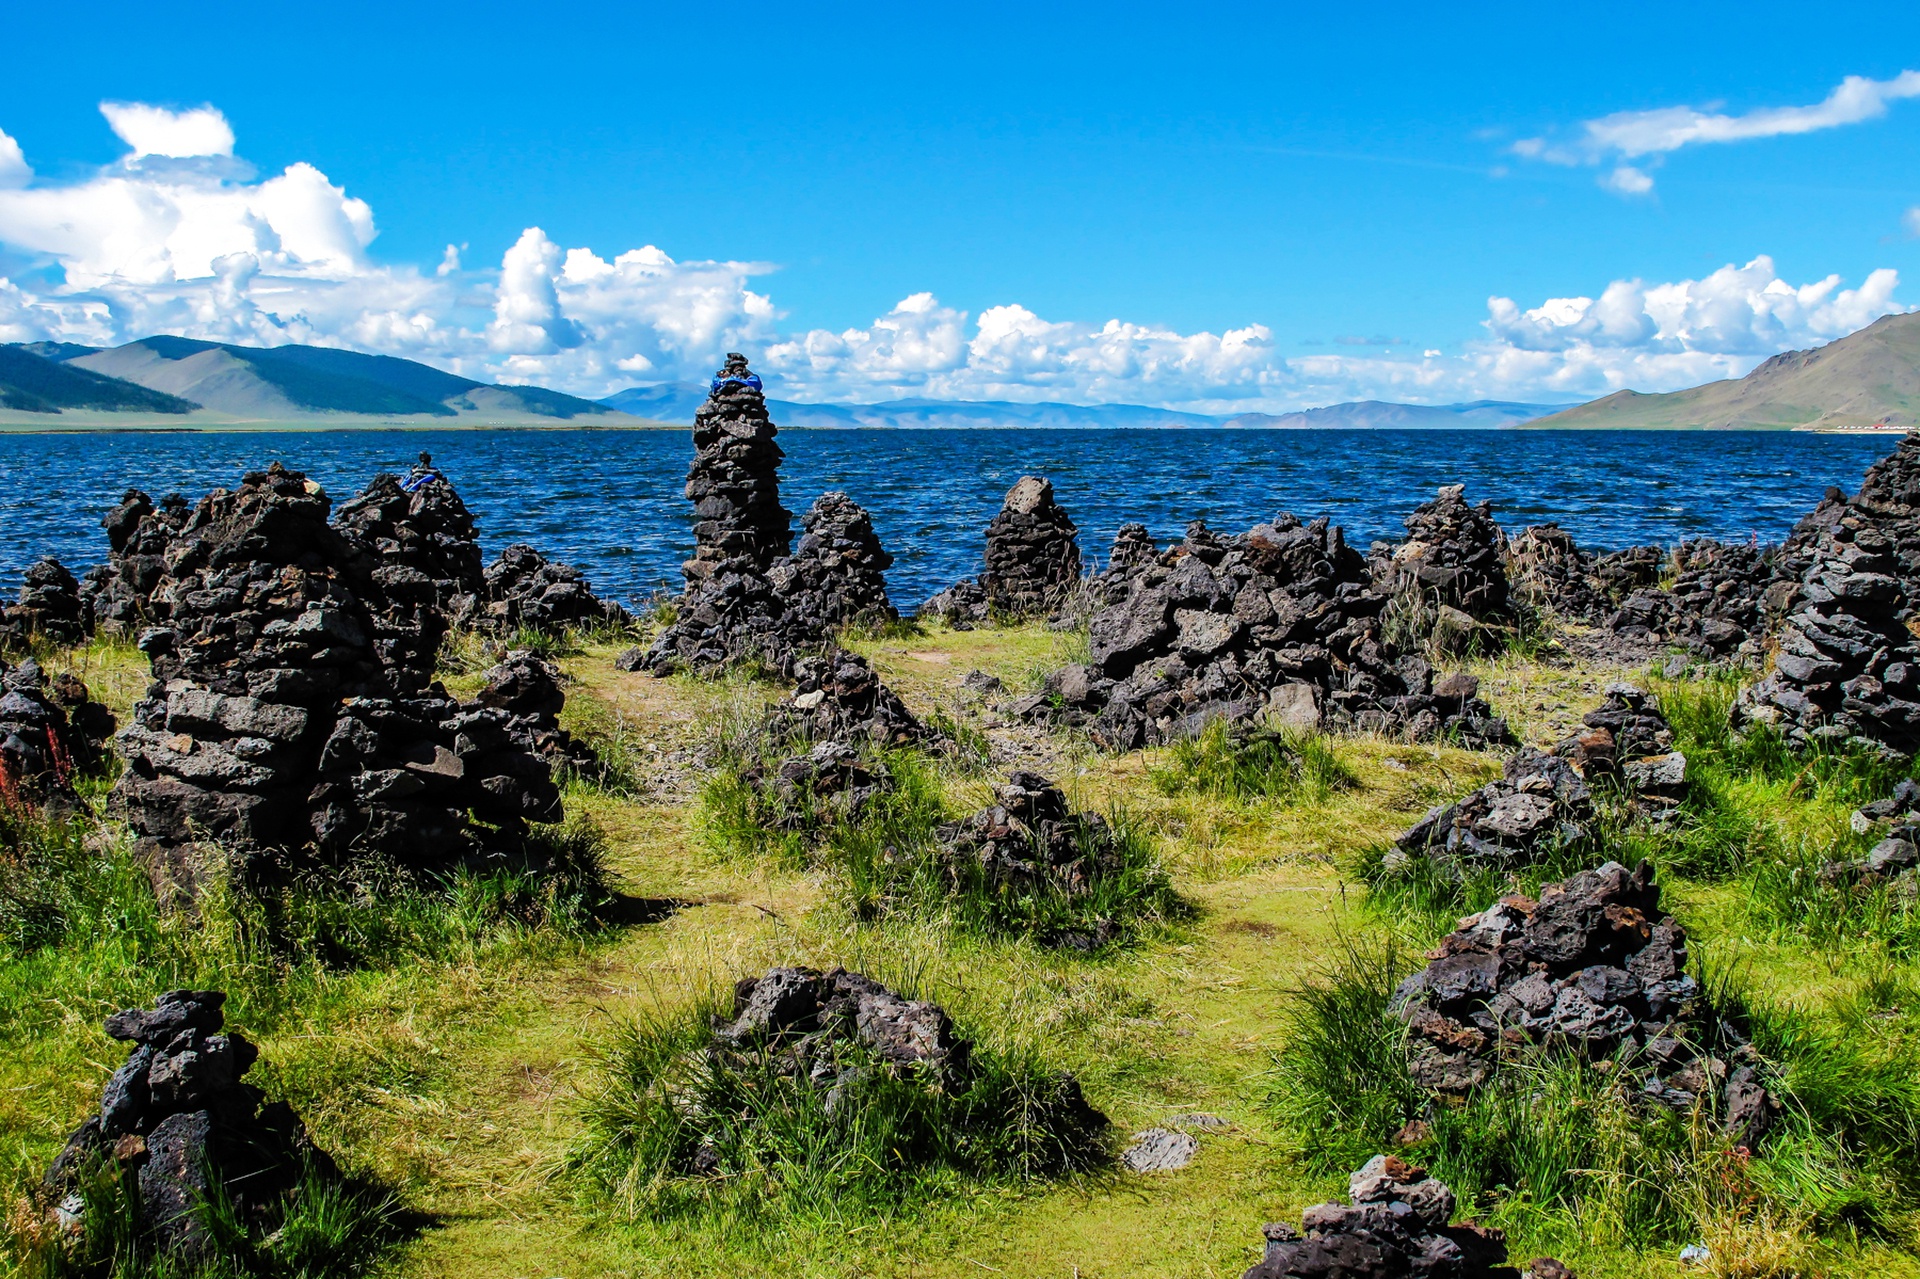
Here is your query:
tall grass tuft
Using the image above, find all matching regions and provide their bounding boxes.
[568,987,1108,1225]
[1148,721,1357,807]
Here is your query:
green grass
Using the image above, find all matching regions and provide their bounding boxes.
[1147,722,1357,807]
[567,984,1110,1227]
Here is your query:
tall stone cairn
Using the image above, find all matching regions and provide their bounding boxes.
[682,352,792,585]
[768,491,897,629]
[1734,512,1920,756]
[920,475,1083,624]
[1374,483,1511,622]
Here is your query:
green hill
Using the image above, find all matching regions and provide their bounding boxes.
[1530,310,1920,430]
[0,345,198,415]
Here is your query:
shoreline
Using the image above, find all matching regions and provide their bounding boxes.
[0,419,1909,436]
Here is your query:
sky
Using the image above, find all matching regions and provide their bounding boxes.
[1,1,1918,413]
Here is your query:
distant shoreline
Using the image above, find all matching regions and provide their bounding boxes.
[0,419,1906,436]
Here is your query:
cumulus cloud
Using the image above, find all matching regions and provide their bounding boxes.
[1517,69,1920,193]
[0,100,1908,411]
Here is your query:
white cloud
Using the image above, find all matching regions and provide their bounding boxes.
[0,129,28,189]
[99,102,235,159]
[1905,206,1920,237]
[0,100,1908,412]
[1519,70,1920,193]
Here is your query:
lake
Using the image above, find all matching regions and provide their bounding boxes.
[0,427,1897,607]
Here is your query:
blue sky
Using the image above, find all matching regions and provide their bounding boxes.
[1,0,1917,410]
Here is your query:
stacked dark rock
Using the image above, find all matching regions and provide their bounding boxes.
[1373,484,1512,626]
[42,991,337,1261]
[640,564,822,675]
[1391,861,1777,1148]
[1804,433,1920,590]
[0,657,112,804]
[1732,516,1920,756]
[1589,544,1664,604]
[934,771,1137,947]
[109,464,564,891]
[473,651,600,777]
[738,742,898,834]
[1556,684,1687,811]
[1243,1154,1547,1279]
[478,544,629,635]
[331,455,486,672]
[1505,524,1609,622]
[681,352,792,585]
[1022,515,1514,750]
[1605,540,1781,661]
[0,557,91,649]
[765,647,926,748]
[1107,522,1159,573]
[920,476,1082,624]
[1385,749,1594,882]
[766,491,897,630]
[80,490,193,634]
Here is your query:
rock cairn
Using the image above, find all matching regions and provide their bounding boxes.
[1605,539,1781,661]
[1805,433,1920,591]
[1373,484,1512,629]
[682,352,792,584]
[640,563,820,675]
[934,771,1138,948]
[109,464,565,890]
[1107,522,1159,573]
[473,651,600,778]
[766,491,898,630]
[1823,779,1920,887]
[0,657,112,805]
[1506,524,1609,623]
[42,990,337,1261]
[1733,517,1920,756]
[1558,684,1687,812]
[739,741,897,833]
[81,490,193,634]
[0,558,91,649]
[1387,749,1594,881]
[331,456,486,671]
[1391,861,1777,1148]
[921,476,1082,625]
[479,543,629,635]
[765,647,926,748]
[1243,1154,1553,1279]
[1024,515,1513,750]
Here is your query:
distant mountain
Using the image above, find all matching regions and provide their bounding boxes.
[13,337,645,424]
[1225,399,1566,429]
[600,384,1563,429]
[0,344,199,415]
[1528,311,1920,431]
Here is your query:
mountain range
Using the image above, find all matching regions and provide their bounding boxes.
[1528,311,1920,431]
[0,337,648,425]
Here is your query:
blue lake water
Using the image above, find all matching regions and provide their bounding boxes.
[0,427,1898,607]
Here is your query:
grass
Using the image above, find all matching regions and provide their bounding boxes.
[1147,721,1357,807]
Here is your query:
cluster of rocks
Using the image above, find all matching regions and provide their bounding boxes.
[934,770,1139,948]
[330,455,485,668]
[920,476,1082,625]
[1604,539,1783,661]
[1733,517,1920,757]
[472,650,600,778]
[1820,778,1920,889]
[0,657,114,805]
[1244,1154,1565,1279]
[80,490,193,634]
[1809,432,1920,591]
[1371,485,1514,647]
[680,966,1105,1172]
[765,648,926,749]
[477,543,629,636]
[1506,523,1611,623]
[0,557,91,649]
[1391,861,1778,1148]
[1022,514,1514,750]
[1386,748,1595,883]
[738,742,897,834]
[108,464,569,892]
[1558,684,1687,812]
[642,359,897,675]
[42,990,336,1261]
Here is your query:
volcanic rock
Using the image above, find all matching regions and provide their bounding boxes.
[921,476,1082,624]
[80,490,193,634]
[682,352,792,585]
[478,543,629,635]
[1391,861,1778,1147]
[1507,524,1609,622]
[474,651,600,777]
[331,455,486,672]
[766,491,898,630]
[0,558,91,649]
[41,990,337,1262]
[1733,516,1920,756]
[1243,1154,1538,1279]
[1374,484,1513,630]
[1557,684,1687,811]
[1605,540,1783,662]
[1026,514,1514,750]
[1387,749,1594,882]
[0,657,110,805]
[766,647,926,748]
[737,741,899,834]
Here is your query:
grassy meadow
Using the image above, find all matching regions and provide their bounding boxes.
[5,617,1920,1278]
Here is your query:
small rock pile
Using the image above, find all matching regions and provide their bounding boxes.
[0,657,112,804]
[1243,1154,1554,1279]
[1025,514,1514,750]
[1373,484,1513,628]
[1391,861,1778,1147]
[1605,539,1781,661]
[80,490,193,634]
[1387,749,1595,881]
[331,456,486,673]
[738,741,897,833]
[0,557,91,649]
[765,647,926,748]
[1733,517,1920,756]
[639,562,822,675]
[682,352,792,584]
[472,650,600,778]
[1557,684,1687,811]
[478,543,629,635]
[1506,523,1609,622]
[42,990,337,1261]
[109,464,565,889]
[1822,779,1920,888]
[921,476,1082,624]
[766,491,898,630]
